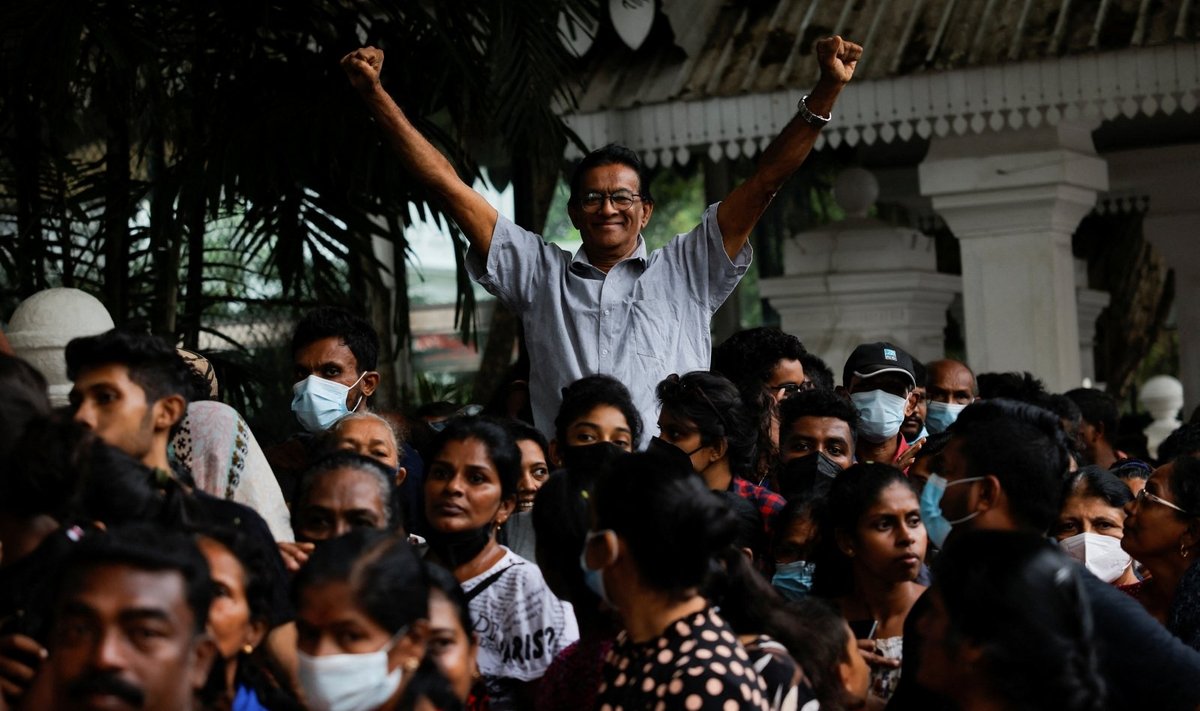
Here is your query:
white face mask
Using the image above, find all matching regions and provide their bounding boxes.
[291,372,366,433]
[850,389,909,443]
[1059,532,1132,583]
[297,630,405,711]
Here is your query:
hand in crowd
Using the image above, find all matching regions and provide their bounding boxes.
[277,540,315,572]
[0,634,46,704]
[814,35,862,85]
[856,638,900,670]
[340,46,384,97]
[896,437,925,472]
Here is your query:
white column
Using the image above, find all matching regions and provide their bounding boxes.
[919,123,1108,392]
[1108,145,1200,415]
[1075,259,1110,385]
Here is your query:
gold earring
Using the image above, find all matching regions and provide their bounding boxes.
[242,644,254,655]
[1182,542,1191,559]
[402,657,420,673]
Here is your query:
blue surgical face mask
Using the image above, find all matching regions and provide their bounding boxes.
[291,372,366,433]
[925,400,969,434]
[771,560,816,600]
[580,529,615,606]
[850,389,909,443]
[919,473,985,548]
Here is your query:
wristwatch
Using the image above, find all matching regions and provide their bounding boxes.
[797,95,832,126]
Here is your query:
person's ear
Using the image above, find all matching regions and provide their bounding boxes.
[245,619,268,651]
[548,439,563,468]
[1183,520,1200,555]
[154,394,187,434]
[975,475,1002,514]
[495,496,517,527]
[359,371,380,397]
[711,437,729,462]
[390,618,430,673]
[568,201,583,231]
[835,529,855,557]
[189,635,220,691]
[639,200,654,229]
[394,466,408,488]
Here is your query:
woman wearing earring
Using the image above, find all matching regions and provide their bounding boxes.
[423,416,578,709]
[1121,455,1200,631]
[195,526,302,711]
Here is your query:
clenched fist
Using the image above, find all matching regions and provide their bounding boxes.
[341,46,384,96]
[814,36,862,85]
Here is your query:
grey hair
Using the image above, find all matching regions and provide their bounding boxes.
[296,451,395,528]
[329,411,407,464]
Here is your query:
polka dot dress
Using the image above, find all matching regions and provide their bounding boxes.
[596,607,772,711]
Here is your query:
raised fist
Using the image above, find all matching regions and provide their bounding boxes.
[341,46,384,95]
[815,36,862,84]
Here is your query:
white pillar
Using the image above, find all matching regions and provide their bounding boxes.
[1075,259,1110,385]
[761,169,960,375]
[919,123,1108,392]
[1108,144,1200,415]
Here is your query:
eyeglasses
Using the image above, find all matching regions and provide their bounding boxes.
[771,382,811,398]
[1135,487,1194,516]
[578,190,643,212]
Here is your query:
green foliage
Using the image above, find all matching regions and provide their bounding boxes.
[0,0,597,423]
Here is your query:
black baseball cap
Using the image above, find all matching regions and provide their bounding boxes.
[842,342,917,388]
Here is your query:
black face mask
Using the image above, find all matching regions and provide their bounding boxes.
[425,523,494,567]
[644,436,701,471]
[778,452,842,501]
[560,441,628,474]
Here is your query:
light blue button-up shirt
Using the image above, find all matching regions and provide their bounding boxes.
[467,203,751,445]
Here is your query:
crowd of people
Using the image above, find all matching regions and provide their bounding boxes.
[3,31,1200,711]
[3,309,1200,711]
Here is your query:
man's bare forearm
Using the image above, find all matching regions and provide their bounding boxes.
[359,86,498,253]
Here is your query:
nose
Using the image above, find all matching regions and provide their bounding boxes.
[73,401,97,430]
[333,518,352,538]
[91,628,128,672]
[598,195,619,216]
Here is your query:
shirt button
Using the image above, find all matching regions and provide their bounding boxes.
[601,349,609,356]
[604,308,611,315]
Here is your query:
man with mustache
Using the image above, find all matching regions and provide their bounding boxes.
[40,524,217,711]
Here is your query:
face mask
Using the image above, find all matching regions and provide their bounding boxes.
[579,529,615,606]
[297,629,405,711]
[925,400,968,434]
[778,452,841,500]
[560,441,627,473]
[850,389,909,443]
[1060,532,1132,583]
[426,523,493,567]
[919,473,985,548]
[646,436,705,470]
[291,372,366,433]
[772,560,816,601]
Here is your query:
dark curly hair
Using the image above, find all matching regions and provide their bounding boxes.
[291,306,380,373]
[554,375,643,447]
[656,371,756,476]
[711,328,807,479]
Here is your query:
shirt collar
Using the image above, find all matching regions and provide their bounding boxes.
[569,235,648,275]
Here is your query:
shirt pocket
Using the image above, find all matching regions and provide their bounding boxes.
[630,299,677,361]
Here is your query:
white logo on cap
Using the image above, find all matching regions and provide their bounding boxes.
[883,348,897,361]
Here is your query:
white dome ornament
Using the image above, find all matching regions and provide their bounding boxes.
[609,0,655,51]
[1140,375,1184,461]
[7,288,116,407]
